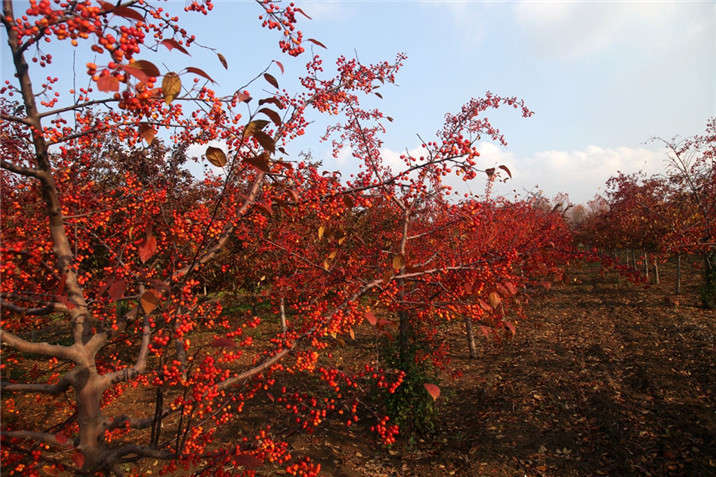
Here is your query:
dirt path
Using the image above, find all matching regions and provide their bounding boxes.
[291,263,714,477]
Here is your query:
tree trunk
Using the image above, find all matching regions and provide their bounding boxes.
[280,297,287,333]
[675,254,682,295]
[703,249,715,308]
[654,259,660,284]
[398,309,410,366]
[75,374,107,471]
[464,316,477,359]
[643,250,649,281]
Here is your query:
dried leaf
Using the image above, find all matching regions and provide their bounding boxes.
[258,97,284,109]
[160,39,190,55]
[245,119,269,138]
[294,7,312,19]
[130,60,160,78]
[138,123,155,145]
[140,289,161,315]
[307,38,327,49]
[184,66,215,83]
[138,233,157,263]
[274,60,284,74]
[258,108,282,127]
[217,52,228,69]
[108,279,127,302]
[253,130,275,153]
[488,291,502,308]
[245,152,270,172]
[161,72,181,104]
[263,73,279,89]
[97,74,119,92]
[235,91,252,103]
[499,164,512,179]
[317,225,325,240]
[206,146,227,167]
[101,2,145,22]
[365,310,377,326]
[477,298,492,312]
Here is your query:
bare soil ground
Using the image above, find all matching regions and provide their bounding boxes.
[3,260,714,476]
[280,261,714,477]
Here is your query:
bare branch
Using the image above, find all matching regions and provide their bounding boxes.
[0,160,47,180]
[1,298,69,316]
[0,328,80,362]
[1,367,79,394]
[1,430,73,449]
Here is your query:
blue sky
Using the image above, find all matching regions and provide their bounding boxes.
[3,1,714,203]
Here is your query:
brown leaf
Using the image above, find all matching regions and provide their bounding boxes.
[138,233,157,263]
[477,298,492,312]
[317,225,325,240]
[101,2,145,22]
[258,108,282,127]
[258,97,284,109]
[161,72,181,104]
[130,60,160,78]
[235,91,252,103]
[365,310,377,326]
[138,123,155,145]
[149,279,170,292]
[97,74,119,92]
[253,130,275,153]
[206,146,227,167]
[184,66,215,83]
[245,119,269,138]
[108,280,127,302]
[263,73,279,89]
[488,291,502,308]
[160,39,189,55]
[274,60,284,74]
[499,164,512,179]
[485,167,496,178]
[294,7,312,19]
[245,152,270,172]
[140,289,161,315]
[307,38,327,49]
[217,52,228,69]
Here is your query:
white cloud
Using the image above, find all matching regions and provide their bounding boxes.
[473,142,667,204]
[380,142,668,204]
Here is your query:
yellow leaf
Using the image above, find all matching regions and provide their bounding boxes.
[161,72,181,104]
